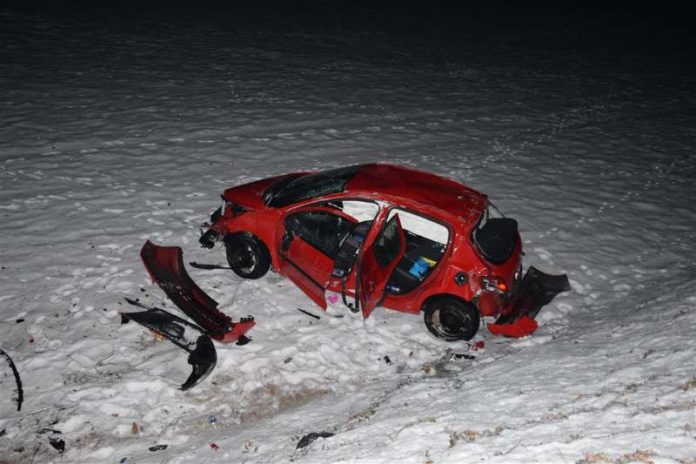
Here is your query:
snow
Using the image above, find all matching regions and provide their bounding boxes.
[1,4,695,464]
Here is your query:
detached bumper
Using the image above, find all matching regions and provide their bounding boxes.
[487,266,570,337]
[140,240,254,343]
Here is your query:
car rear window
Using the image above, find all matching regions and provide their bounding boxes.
[472,206,518,265]
[264,165,362,208]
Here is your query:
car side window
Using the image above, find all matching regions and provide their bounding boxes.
[285,211,354,257]
[372,215,403,267]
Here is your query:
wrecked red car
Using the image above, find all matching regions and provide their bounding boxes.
[200,163,569,338]
[124,163,568,389]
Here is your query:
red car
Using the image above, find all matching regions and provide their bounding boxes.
[197,163,569,339]
[127,163,569,389]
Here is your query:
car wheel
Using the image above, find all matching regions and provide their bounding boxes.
[225,234,270,279]
[423,296,480,341]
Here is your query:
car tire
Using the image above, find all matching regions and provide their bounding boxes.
[225,234,271,280]
[423,296,480,341]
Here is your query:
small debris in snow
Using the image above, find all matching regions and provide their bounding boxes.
[149,444,168,451]
[208,415,217,425]
[297,308,320,319]
[16,318,24,323]
[210,442,219,451]
[48,437,65,453]
[131,422,139,434]
[296,432,335,449]
[383,355,392,365]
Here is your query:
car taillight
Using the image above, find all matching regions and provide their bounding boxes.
[481,276,508,294]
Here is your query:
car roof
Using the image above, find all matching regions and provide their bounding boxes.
[345,163,487,224]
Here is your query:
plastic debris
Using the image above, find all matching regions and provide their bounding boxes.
[296,432,335,449]
[131,422,139,434]
[0,349,23,411]
[210,442,219,451]
[149,444,168,452]
[383,355,392,365]
[297,308,320,319]
[208,415,217,425]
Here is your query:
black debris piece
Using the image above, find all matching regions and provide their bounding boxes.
[296,432,335,449]
[120,304,217,391]
[189,261,231,270]
[296,308,320,320]
[383,356,392,365]
[16,318,24,323]
[48,437,65,453]
[0,349,23,411]
[149,444,168,452]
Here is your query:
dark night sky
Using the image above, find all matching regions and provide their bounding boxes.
[11,0,694,52]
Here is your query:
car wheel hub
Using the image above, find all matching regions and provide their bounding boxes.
[234,244,257,273]
[433,306,470,337]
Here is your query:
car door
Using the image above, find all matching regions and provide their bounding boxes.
[358,214,406,318]
[277,206,356,309]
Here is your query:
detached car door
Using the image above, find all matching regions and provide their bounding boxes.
[277,206,356,309]
[359,214,406,318]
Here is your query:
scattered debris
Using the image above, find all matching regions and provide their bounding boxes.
[383,355,392,365]
[209,442,219,451]
[131,422,139,434]
[297,308,320,320]
[0,348,23,411]
[208,415,217,425]
[189,261,231,270]
[451,353,475,360]
[0,429,5,437]
[296,432,335,449]
[149,444,168,452]
[16,318,24,323]
[48,437,65,453]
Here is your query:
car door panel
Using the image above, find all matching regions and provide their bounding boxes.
[359,214,406,318]
[281,236,334,309]
[277,206,356,310]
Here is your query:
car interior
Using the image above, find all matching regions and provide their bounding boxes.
[286,201,449,296]
[384,209,449,295]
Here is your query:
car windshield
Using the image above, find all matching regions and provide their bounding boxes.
[264,165,362,208]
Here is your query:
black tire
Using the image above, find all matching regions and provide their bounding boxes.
[423,296,480,341]
[225,234,271,280]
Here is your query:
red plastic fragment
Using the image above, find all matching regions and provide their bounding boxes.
[210,443,219,451]
[487,316,538,338]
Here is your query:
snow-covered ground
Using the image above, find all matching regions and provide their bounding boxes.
[1,5,695,463]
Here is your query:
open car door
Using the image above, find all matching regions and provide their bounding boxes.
[277,206,357,310]
[359,214,406,318]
